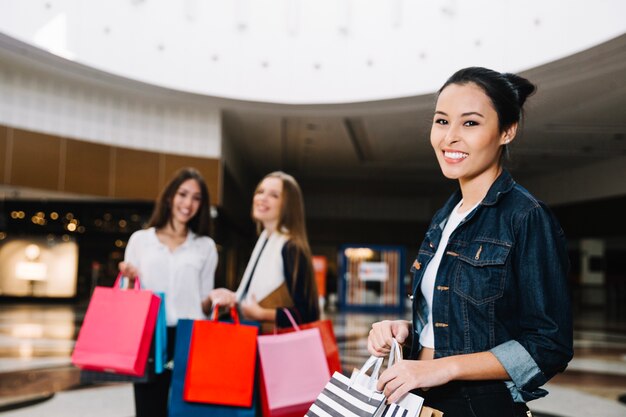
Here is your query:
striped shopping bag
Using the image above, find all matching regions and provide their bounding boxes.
[379,403,410,417]
[306,362,385,417]
[351,340,424,417]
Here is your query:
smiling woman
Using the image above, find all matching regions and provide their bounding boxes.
[367,67,573,417]
[430,82,517,206]
[207,171,319,334]
[117,167,218,417]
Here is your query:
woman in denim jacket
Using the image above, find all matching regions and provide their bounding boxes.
[368,67,573,417]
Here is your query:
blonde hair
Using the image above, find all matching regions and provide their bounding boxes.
[253,171,319,315]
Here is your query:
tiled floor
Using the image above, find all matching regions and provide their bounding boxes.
[0,302,625,416]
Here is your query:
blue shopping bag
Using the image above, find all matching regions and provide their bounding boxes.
[168,319,259,417]
[153,292,167,374]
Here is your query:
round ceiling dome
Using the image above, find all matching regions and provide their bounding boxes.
[1,0,625,104]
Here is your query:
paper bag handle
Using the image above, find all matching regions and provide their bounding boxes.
[114,272,141,290]
[211,304,240,325]
[352,355,384,391]
[388,338,403,368]
[280,308,300,331]
[354,338,401,392]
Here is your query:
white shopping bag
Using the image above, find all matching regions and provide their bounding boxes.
[306,355,386,417]
[351,339,424,417]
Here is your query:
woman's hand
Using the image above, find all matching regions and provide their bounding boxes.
[118,262,139,288]
[377,358,456,403]
[208,288,237,308]
[240,295,274,322]
[368,320,411,356]
[118,261,138,278]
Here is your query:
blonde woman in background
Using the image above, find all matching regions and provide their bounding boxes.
[208,171,319,332]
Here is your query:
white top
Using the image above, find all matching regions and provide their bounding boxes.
[124,227,218,326]
[419,200,479,348]
[235,229,289,303]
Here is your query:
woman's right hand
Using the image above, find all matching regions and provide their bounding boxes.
[368,320,411,357]
[208,288,237,308]
[118,262,139,279]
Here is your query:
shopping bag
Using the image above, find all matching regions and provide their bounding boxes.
[352,339,424,417]
[153,291,168,374]
[380,403,411,417]
[79,291,167,384]
[277,318,342,375]
[71,273,160,376]
[258,309,330,417]
[183,307,258,407]
[305,356,386,417]
[419,407,444,417]
[169,319,259,417]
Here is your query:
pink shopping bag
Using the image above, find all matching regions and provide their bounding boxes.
[71,274,161,376]
[257,309,330,417]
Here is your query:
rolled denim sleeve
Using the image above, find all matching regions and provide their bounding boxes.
[497,204,573,400]
[490,340,548,401]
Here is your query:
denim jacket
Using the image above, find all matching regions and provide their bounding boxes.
[409,170,573,402]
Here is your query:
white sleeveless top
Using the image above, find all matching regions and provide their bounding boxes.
[419,200,479,348]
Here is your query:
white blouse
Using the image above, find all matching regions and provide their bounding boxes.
[124,227,218,326]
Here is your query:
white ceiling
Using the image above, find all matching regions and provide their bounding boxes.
[1,0,625,103]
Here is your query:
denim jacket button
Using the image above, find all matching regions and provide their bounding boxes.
[434,322,449,328]
[413,260,422,270]
[429,243,435,249]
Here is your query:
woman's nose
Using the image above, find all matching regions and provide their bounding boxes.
[444,125,461,145]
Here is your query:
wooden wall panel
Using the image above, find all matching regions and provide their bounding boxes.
[0,126,7,183]
[163,154,221,205]
[64,139,111,196]
[114,147,161,200]
[10,129,61,190]
[0,124,222,205]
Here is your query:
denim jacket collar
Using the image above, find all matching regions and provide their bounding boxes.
[481,169,516,206]
[432,169,516,229]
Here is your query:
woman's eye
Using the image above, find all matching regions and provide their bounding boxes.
[434,119,448,125]
[464,120,479,127]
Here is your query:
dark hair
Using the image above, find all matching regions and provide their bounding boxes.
[148,167,211,237]
[438,67,537,132]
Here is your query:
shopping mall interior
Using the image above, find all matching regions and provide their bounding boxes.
[0,1,625,416]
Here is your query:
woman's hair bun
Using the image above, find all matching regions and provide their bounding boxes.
[503,73,537,107]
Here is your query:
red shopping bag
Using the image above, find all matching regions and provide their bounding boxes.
[277,319,342,375]
[258,309,330,417]
[183,307,259,407]
[71,274,160,376]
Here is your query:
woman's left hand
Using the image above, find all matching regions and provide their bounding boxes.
[240,295,267,321]
[377,358,456,403]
